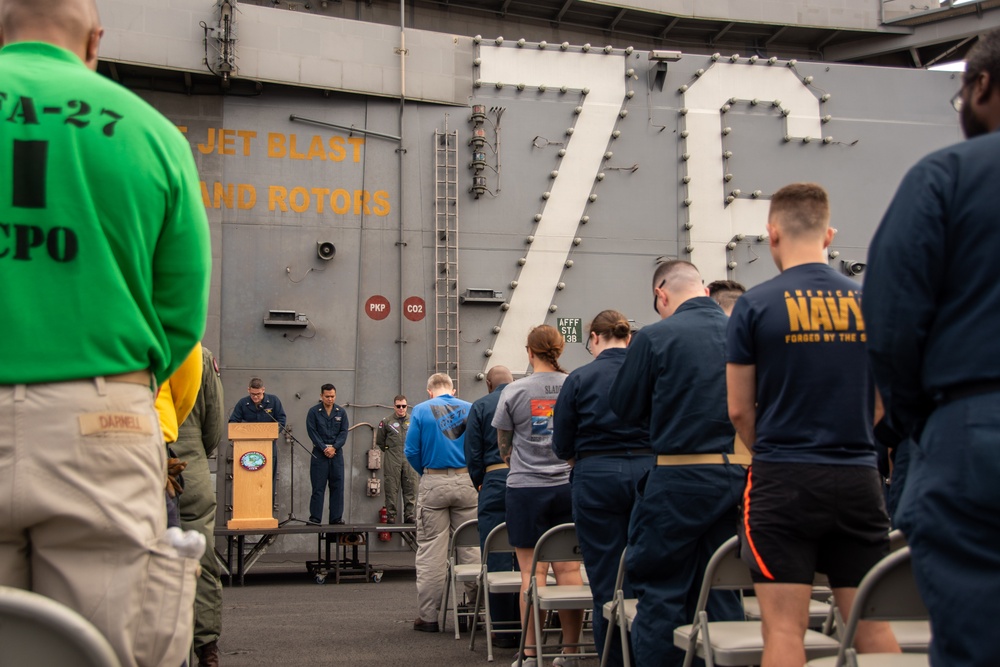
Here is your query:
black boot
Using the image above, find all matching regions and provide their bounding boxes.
[196,640,220,667]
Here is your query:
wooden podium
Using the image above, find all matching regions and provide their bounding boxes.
[227,423,279,530]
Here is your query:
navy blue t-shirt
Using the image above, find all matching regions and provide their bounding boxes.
[727,263,876,467]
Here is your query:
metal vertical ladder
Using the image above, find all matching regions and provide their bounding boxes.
[434,124,460,389]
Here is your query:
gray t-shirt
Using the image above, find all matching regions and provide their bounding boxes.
[492,371,570,488]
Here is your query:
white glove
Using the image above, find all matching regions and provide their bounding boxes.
[166,526,207,560]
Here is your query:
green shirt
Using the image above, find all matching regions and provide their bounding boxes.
[0,42,210,384]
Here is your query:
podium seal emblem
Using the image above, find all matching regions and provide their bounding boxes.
[240,450,267,471]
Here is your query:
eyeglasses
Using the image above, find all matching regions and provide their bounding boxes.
[249,391,265,397]
[395,404,407,409]
[951,89,964,113]
[652,279,666,313]
[585,333,593,354]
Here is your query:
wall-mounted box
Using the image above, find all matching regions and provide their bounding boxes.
[263,309,309,327]
[459,288,505,304]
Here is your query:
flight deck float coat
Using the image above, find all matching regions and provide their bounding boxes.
[0,41,211,667]
[307,403,349,523]
[610,297,745,667]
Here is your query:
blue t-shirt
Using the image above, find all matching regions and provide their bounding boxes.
[405,393,471,474]
[727,263,876,467]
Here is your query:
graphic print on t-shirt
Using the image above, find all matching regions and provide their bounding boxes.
[530,399,556,441]
[783,289,865,344]
[431,403,467,441]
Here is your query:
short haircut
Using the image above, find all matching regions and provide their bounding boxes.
[769,183,830,239]
[707,280,746,313]
[707,280,746,297]
[486,366,514,387]
[394,394,406,403]
[427,373,454,391]
[321,383,336,393]
[0,0,101,43]
[715,291,742,313]
[653,260,703,293]
[964,27,1000,93]
[248,377,264,389]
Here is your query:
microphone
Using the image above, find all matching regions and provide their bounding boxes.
[257,400,318,458]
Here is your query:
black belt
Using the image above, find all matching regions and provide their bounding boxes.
[937,380,1000,406]
[576,448,654,460]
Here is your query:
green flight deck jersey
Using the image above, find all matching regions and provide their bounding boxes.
[0,42,210,384]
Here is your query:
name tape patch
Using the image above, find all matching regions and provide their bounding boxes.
[79,412,154,436]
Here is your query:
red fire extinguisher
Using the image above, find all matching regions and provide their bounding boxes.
[378,506,391,542]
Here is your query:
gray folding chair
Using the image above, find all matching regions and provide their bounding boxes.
[441,518,481,638]
[517,523,595,667]
[469,522,523,661]
[600,547,636,667]
[674,536,841,667]
[805,547,929,667]
[821,529,928,649]
[742,592,833,629]
[0,586,122,667]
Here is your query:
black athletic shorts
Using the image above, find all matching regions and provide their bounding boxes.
[738,461,889,587]
[505,484,573,549]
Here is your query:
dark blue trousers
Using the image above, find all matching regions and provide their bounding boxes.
[309,450,344,523]
[896,394,1000,667]
[627,465,746,667]
[478,469,519,634]
[571,454,653,667]
[886,437,911,525]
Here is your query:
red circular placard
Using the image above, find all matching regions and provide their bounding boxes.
[403,296,426,322]
[365,295,391,320]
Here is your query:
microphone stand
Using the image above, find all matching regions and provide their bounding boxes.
[260,408,315,527]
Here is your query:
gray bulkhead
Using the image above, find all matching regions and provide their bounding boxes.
[127,10,958,553]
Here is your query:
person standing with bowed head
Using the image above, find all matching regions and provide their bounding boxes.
[611,261,748,667]
[0,0,211,664]
[494,325,582,667]
[306,384,350,525]
[465,365,521,648]
[405,373,478,634]
[864,27,1000,667]
[728,185,898,667]
[552,310,653,667]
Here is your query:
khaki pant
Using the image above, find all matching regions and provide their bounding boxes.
[0,378,197,667]
[414,471,480,623]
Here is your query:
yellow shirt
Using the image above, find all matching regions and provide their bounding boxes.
[155,344,204,444]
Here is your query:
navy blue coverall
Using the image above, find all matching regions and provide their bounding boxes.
[306,403,349,523]
[229,393,286,503]
[464,383,520,641]
[864,128,1000,667]
[552,347,653,667]
[609,297,745,667]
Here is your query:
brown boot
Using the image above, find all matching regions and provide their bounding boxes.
[196,640,220,667]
